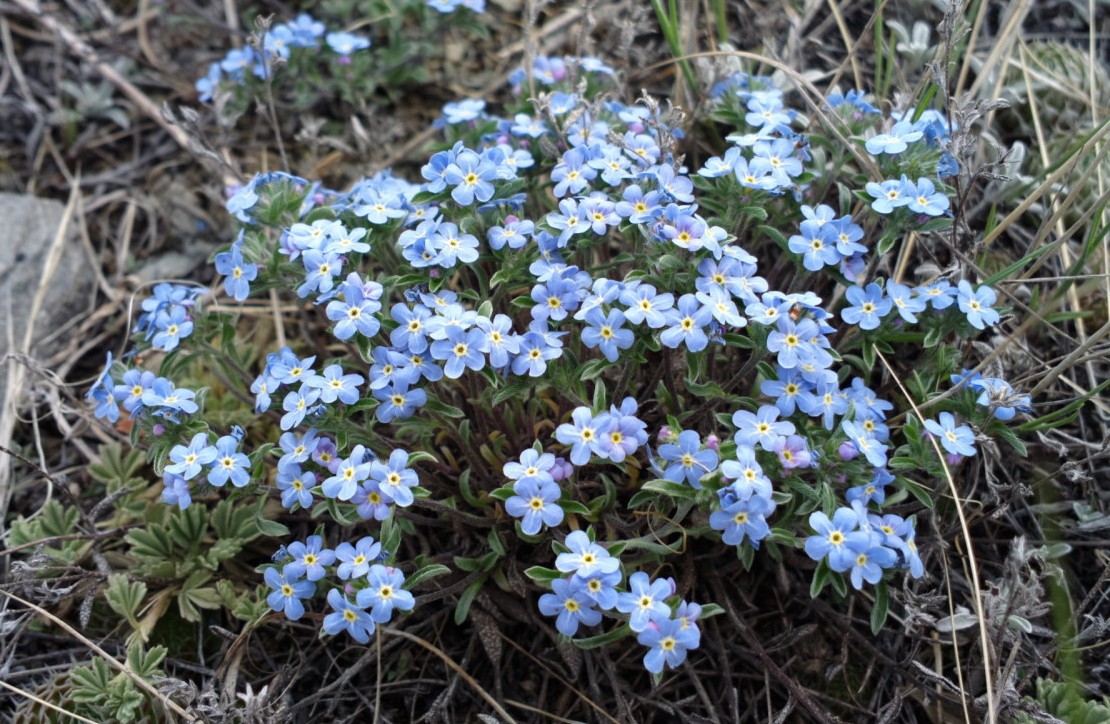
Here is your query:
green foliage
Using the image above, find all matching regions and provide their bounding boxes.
[68,644,167,724]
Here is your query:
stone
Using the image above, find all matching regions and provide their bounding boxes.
[0,192,97,399]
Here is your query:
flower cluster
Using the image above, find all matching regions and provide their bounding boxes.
[90,47,1037,676]
[537,532,702,673]
[264,534,415,643]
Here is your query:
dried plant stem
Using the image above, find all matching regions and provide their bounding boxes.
[876,349,997,724]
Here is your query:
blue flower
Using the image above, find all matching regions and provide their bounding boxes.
[265,567,316,621]
[284,535,336,582]
[334,535,383,580]
[660,294,712,352]
[322,589,375,643]
[579,195,620,235]
[614,184,663,224]
[321,445,374,501]
[732,405,795,450]
[504,448,557,486]
[841,283,892,330]
[477,314,520,369]
[555,530,620,577]
[846,468,894,506]
[595,408,648,463]
[505,478,564,535]
[698,147,742,178]
[324,278,381,344]
[865,177,915,214]
[443,149,498,206]
[215,245,257,302]
[429,326,486,379]
[657,430,718,488]
[269,350,316,387]
[373,381,427,423]
[151,306,193,352]
[637,616,701,674]
[733,156,779,191]
[709,491,775,546]
[546,198,591,246]
[760,367,807,416]
[848,543,898,590]
[298,250,343,298]
[551,148,596,197]
[588,145,633,185]
[161,473,191,510]
[620,284,674,329]
[195,62,221,103]
[389,303,432,352]
[886,282,928,323]
[166,433,216,480]
[356,565,416,623]
[113,368,155,417]
[439,98,485,125]
[653,164,695,203]
[919,280,957,309]
[538,577,602,636]
[306,364,364,405]
[907,177,950,216]
[865,120,924,155]
[325,31,371,55]
[956,281,1000,330]
[803,508,871,572]
[788,220,842,271]
[207,435,251,488]
[581,308,634,362]
[554,408,605,466]
[140,377,199,415]
[617,572,673,632]
[766,318,817,368]
[280,385,322,431]
[276,465,315,510]
[924,411,977,457]
[278,428,320,471]
[369,449,418,508]
[510,331,562,377]
[487,217,534,251]
[841,420,888,468]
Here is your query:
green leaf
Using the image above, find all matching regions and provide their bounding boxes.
[406,563,452,589]
[454,574,486,625]
[900,477,936,509]
[640,478,698,500]
[126,643,167,679]
[104,574,147,628]
[254,502,290,538]
[560,500,592,516]
[572,623,631,650]
[870,581,890,635]
[423,397,465,419]
[406,450,439,465]
[523,565,563,583]
[810,559,831,598]
[698,603,724,619]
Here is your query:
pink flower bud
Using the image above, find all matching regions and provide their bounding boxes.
[705,434,720,451]
[838,441,859,461]
[152,424,166,436]
[945,453,964,466]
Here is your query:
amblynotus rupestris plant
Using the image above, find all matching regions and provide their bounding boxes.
[88,50,1034,677]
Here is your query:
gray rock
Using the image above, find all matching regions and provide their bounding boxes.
[0,192,97,399]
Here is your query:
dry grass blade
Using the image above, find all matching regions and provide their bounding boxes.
[0,589,197,722]
[875,349,996,724]
[382,626,516,723]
